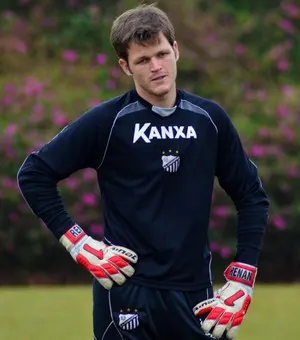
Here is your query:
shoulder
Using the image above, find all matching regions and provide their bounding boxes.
[179,90,227,116]
[80,90,135,124]
[178,90,231,128]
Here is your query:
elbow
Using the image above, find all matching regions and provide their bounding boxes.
[236,179,269,213]
[17,153,59,195]
[17,156,32,194]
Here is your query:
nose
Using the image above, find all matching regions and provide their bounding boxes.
[149,57,162,72]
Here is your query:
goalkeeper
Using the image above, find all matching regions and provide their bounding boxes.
[17,3,269,340]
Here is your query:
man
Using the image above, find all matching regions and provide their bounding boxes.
[17,3,269,340]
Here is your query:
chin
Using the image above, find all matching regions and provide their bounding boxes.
[152,85,171,97]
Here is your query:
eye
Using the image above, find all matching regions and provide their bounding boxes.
[158,51,169,58]
[137,58,148,64]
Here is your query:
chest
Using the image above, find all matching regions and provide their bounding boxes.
[102,109,218,175]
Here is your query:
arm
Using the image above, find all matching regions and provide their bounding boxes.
[194,103,269,339]
[18,153,76,239]
[215,106,269,266]
[17,106,138,289]
[17,107,104,238]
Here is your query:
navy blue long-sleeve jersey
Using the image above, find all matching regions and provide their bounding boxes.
[17,89,269,290]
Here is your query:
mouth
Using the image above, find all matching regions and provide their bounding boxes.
[151,75,167,82]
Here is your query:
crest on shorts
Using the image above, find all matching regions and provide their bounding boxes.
[118,309,139,330]
[161,149,180,173]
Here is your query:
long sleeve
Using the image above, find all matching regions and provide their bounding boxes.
[17,105,115,239]
[17,154,75,239]
[213,104,269,266]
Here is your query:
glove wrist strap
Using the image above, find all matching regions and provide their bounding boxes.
[59,224,86,252]
[224,262,257,288]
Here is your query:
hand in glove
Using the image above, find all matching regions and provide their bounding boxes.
[193,262,257,339]
[60,224,138,289]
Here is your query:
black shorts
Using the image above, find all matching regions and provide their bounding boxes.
[93,279,226,340]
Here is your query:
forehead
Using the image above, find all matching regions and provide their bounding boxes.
[127,32,172,58]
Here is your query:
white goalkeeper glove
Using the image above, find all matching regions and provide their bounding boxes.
[59,224,138,290]
[193,262,257,339]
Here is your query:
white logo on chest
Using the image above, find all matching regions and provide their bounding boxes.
[161,150,180,173]
[133,123,197,143]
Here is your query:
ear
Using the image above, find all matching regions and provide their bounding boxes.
[173,41,180,61]
[119,58,132,76]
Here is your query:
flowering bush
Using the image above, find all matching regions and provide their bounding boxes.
[0,1,299,283]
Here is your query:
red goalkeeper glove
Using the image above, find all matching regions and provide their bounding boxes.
[193,262,257,339]
[59,224,138,289]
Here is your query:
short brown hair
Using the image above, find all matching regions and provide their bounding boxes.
[110,3,175,61]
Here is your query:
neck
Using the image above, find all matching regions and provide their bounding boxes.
[136,84,177,108]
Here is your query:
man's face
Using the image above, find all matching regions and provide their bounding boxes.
[119,32,179,102]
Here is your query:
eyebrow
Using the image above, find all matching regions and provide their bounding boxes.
[134,55,149,63]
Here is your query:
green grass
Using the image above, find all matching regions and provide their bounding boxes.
[0,284,298,339]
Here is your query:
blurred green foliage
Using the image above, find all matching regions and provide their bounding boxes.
[0,0,300,284]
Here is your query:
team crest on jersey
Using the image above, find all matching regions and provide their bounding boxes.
[162,150,180,173]
[118,309,140,331]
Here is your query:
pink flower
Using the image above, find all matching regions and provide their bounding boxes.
[281,126,295,142]
[83,169,95,181]
[96,53,107,65]
[52,108,68,127]
[53,114,67,127]
[45,92,54,101]
[276,104,289,118]
[2,96,13,106]
[34,140,44,149]
[88,98,101,107]
[82,193,97,206]
[31,104,45,123]
[271,216,286,230]
[33,103,44,114]
[5,124,17,136]
[14,41,27,54]
[9,212,19,222]
[210,220,221,229]
[220,247,232,258]
[23,77,44,96]
[204,35,217,45]
[277,19,294,34]
[4,84,15,93]
[4,147,16,159]
[90,223,104,235]
[288,166,299,178]
[213,206,230,218]
[106,80,116,90]
[110,67,121,78]
[210,242,220,252]
[2,177,17,189]
[61,50,78,63]
[281,84,292,96]
[18,202,28,212]
[277,59,289,72]
[258,128,269,137]
[249,145,265,157]
[65,178,79,189]
[282,3,300,17]
[235,44,247,56]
